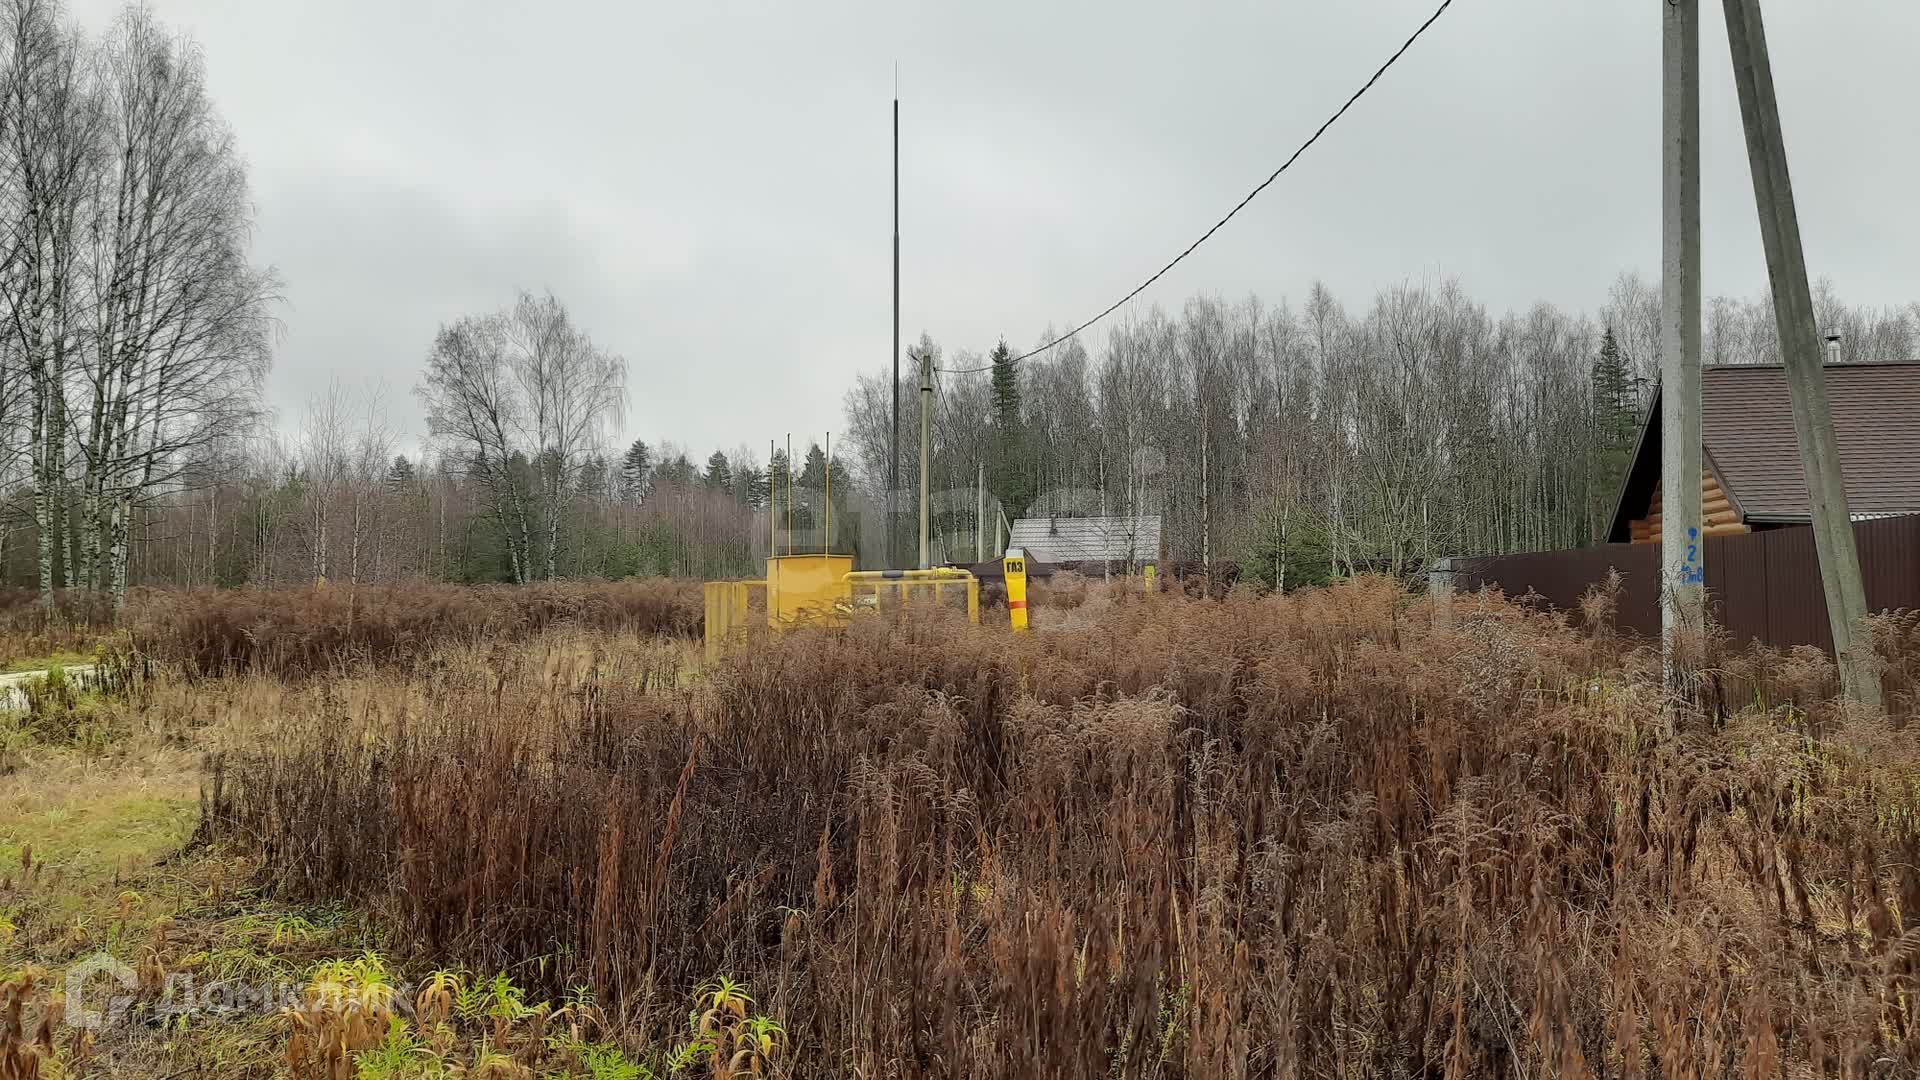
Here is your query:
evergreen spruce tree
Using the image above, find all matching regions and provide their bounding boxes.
[619,439,651,503]
[989,339,1020,426]
[1590,327,1637,449]
[703,450,732,491]
[768,449,791,507]
[1589,326,1640,531]
[575,453,610,498]
[739,466,768,509]
[653,453,695,489]
[798,443,828,489]
[987,339,1035,517]
[384,454,416,488]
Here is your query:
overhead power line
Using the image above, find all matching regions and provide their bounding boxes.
[937,0,1454,376]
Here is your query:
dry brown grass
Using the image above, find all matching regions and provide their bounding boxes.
[122,578,702,678]
[201,579,1920,1077]
[1872,609,1920,722]
[0,589,117,666]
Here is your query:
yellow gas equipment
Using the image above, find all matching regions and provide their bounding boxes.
[701,578,765,660]
[844,567,979,623]
[1003,549,1029,632]
[768,553,856,624]
[703,555,980,660]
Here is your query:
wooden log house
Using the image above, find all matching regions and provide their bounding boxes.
[1607,362,1920,544]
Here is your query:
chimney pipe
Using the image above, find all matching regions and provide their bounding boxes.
[1824,333,1842,366]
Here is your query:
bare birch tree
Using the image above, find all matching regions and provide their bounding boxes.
[0,0,93,597]
[418,314,532,582]
[296,382,353,582]
[503,290,625,580]
[68,6,272,604]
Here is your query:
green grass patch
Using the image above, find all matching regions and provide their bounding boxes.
[0,793,196,881]
[0,650,96,674]
[0,763,198,937]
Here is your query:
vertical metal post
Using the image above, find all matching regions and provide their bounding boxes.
[1661,0,1705,700]
[768,439,776,560]
[1721,0,1881,708]
[918,349,933,569]
[1100,456,1110,585]
[1429,556,1455,630]
[785,433,793,556]
[976,460,985,563]
[890,94,901,570]
[824,431,831,555]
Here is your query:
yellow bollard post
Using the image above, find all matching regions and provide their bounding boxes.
[1003,548,1029,632]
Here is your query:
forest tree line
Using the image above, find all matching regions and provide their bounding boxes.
[45,272,1910,597]
[843,275,1919,589]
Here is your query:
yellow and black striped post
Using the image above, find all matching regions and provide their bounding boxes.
[1003,549,1029,632]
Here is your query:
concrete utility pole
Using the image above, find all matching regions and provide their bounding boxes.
[1661,0,1705,697]
[1721,0,1882,708]
[890,94,900,569]
[918,348,933,569]
[976,460,985,563]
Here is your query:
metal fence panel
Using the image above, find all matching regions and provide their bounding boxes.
[1453,544,1659,635]
[1705,528,1771,650]
[1451,515,1920,654]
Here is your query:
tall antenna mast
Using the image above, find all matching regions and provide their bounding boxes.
[889,76,901,569]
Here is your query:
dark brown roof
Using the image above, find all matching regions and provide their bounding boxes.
[1605,361,1920,541]
[1702,362,1920,522]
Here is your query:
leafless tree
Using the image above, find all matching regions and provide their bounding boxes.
[296,380,364,583]
[418,313,532,582]
[345,391,395,586]
[0,1,275,605]
[48,5,274,605]
[503,290,625,580]
[0,0,93,596]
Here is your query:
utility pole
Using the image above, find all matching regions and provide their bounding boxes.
[1660,0,1705,702]
[976,460,985,563]
[918,348,932,569]
[889,92,901,569]
[1721,0,1882,707]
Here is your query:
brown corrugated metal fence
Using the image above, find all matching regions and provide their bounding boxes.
[1451,515,1920,653]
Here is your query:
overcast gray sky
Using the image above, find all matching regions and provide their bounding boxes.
[65,1,1920,461]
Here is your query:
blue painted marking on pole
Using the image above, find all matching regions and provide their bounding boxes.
[1680,526,1703,584]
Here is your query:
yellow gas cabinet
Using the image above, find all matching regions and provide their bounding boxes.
[765,554,855,626]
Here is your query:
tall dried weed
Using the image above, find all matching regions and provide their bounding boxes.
[207,579,1920,1077]
[126,579,701,678]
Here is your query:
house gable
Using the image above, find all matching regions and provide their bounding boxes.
[1606,362,1920,541]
